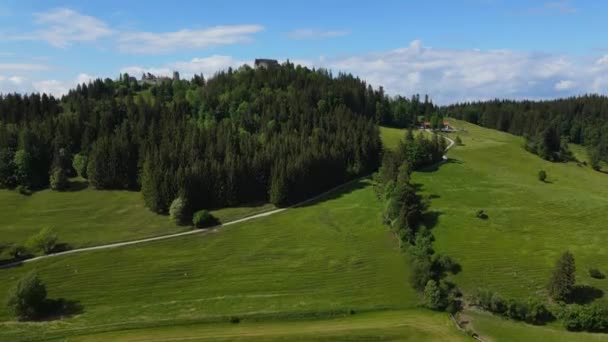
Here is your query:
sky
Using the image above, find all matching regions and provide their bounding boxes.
[0,0,606,104]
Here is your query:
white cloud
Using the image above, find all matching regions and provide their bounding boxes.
[555,79,575,90]
[0,63,48,71]
[8,76,24,84]
[32,79,69,95]
[288,29,350,40]
[18,8,114,47]
[122,55,244,79]
[118,25,264,54]
[296,40,608,104]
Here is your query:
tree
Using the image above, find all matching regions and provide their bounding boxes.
[49,167,68,191]
[27,227,58,254]
[169,197,189,225]
[192,209,215,228]
[13,149,33,188]
[72,153,88,179]
[538,170,547,182]
[548,251,576,301]
[424,279,445,310]
[455,135,463,146]
[6,272,47,320]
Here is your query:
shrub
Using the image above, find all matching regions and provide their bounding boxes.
[169,197,189,225]
[476,210,488,219]
[538,170,547,182]
[16,185,31,196]
[589,268,605,279]
[6,272,47,320]
[72,153,88,179]
[27,227,58,254]
[229,316,240,324]
[424,280,445,310]
[561,303,608,332]
[548,251,576,301]
[455,136,463,145]
[49,168,68,191]
[192,209,216,228]
[7,244,28,260]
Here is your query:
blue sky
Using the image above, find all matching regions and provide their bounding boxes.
[0,0,606,103]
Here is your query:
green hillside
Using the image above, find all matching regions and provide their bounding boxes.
[413,120,608,300]
[0,179,456,341]
[0,182,274,252]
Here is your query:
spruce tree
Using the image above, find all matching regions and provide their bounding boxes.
[548,251,576,301]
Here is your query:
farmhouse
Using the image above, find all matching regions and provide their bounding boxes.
[255,58,279,69]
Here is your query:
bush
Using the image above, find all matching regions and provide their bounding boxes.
[27,227,58,254]
[6,272,47,320]
[538,170,547,182]
[476,210,488,219]
[589,268,605,279]
[7,244,28,260]
[561,302,608,332]
[192,209,216,228]
[16,185,31,196]
[49,168,68,191]
[455,136,463,145]
[424,279,445,310]
[72,153,88,179]
[169,197,189,225]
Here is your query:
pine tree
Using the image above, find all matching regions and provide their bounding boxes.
[548,251,576,301]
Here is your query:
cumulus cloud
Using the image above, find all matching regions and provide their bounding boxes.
[295,40,608,103]
[288,29,350,40]
[555,79,575,91]
[0,63,48,72]
[16,8,114,47]
[118,25,264,54]
[122,55,244,79]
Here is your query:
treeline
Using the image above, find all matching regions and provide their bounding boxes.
[0,63,436,216]
[373,131,461,312]
[443,95,608,166]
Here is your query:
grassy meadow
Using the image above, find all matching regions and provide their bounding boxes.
[0,181,274,254]
[0,179,454,341]
[412,119,608,300]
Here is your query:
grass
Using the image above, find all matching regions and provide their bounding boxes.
[70,310,468,342]
[0,179,437,341]
[412,119,608,300]
[0,180,274,253]
[380,126,408,150]
[467,309,608,341]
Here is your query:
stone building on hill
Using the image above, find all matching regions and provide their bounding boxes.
[254,59,279,69]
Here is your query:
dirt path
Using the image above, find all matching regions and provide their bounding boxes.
[1,130,456,269]
[0,176,367,269]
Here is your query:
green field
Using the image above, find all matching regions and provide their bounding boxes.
[71,310,468,342]
[380,126,408,150]
[0,182,274,253]
[467,309,608,341]
[413,120,608,300]
[0,179,465,341]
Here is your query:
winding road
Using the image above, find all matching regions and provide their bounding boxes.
[1,132,455,269]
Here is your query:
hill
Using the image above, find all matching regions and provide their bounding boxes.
[414,120,608,300]
[0,179,470,341]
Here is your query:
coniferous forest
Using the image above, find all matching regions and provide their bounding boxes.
[444,96,608,167]
[0,62,435,217]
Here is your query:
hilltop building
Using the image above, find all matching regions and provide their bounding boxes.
[254,59,279,69]
[140,71,180,85]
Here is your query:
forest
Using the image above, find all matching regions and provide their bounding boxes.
[0,62,433,218]
[443,96,608,166]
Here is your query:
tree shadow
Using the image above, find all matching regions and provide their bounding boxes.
[38,299,84,321]
[50,243,72,253]
[66,179,89,191]
[568,285,604,304]
[422,210,443,230]
[418,158,464,173]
